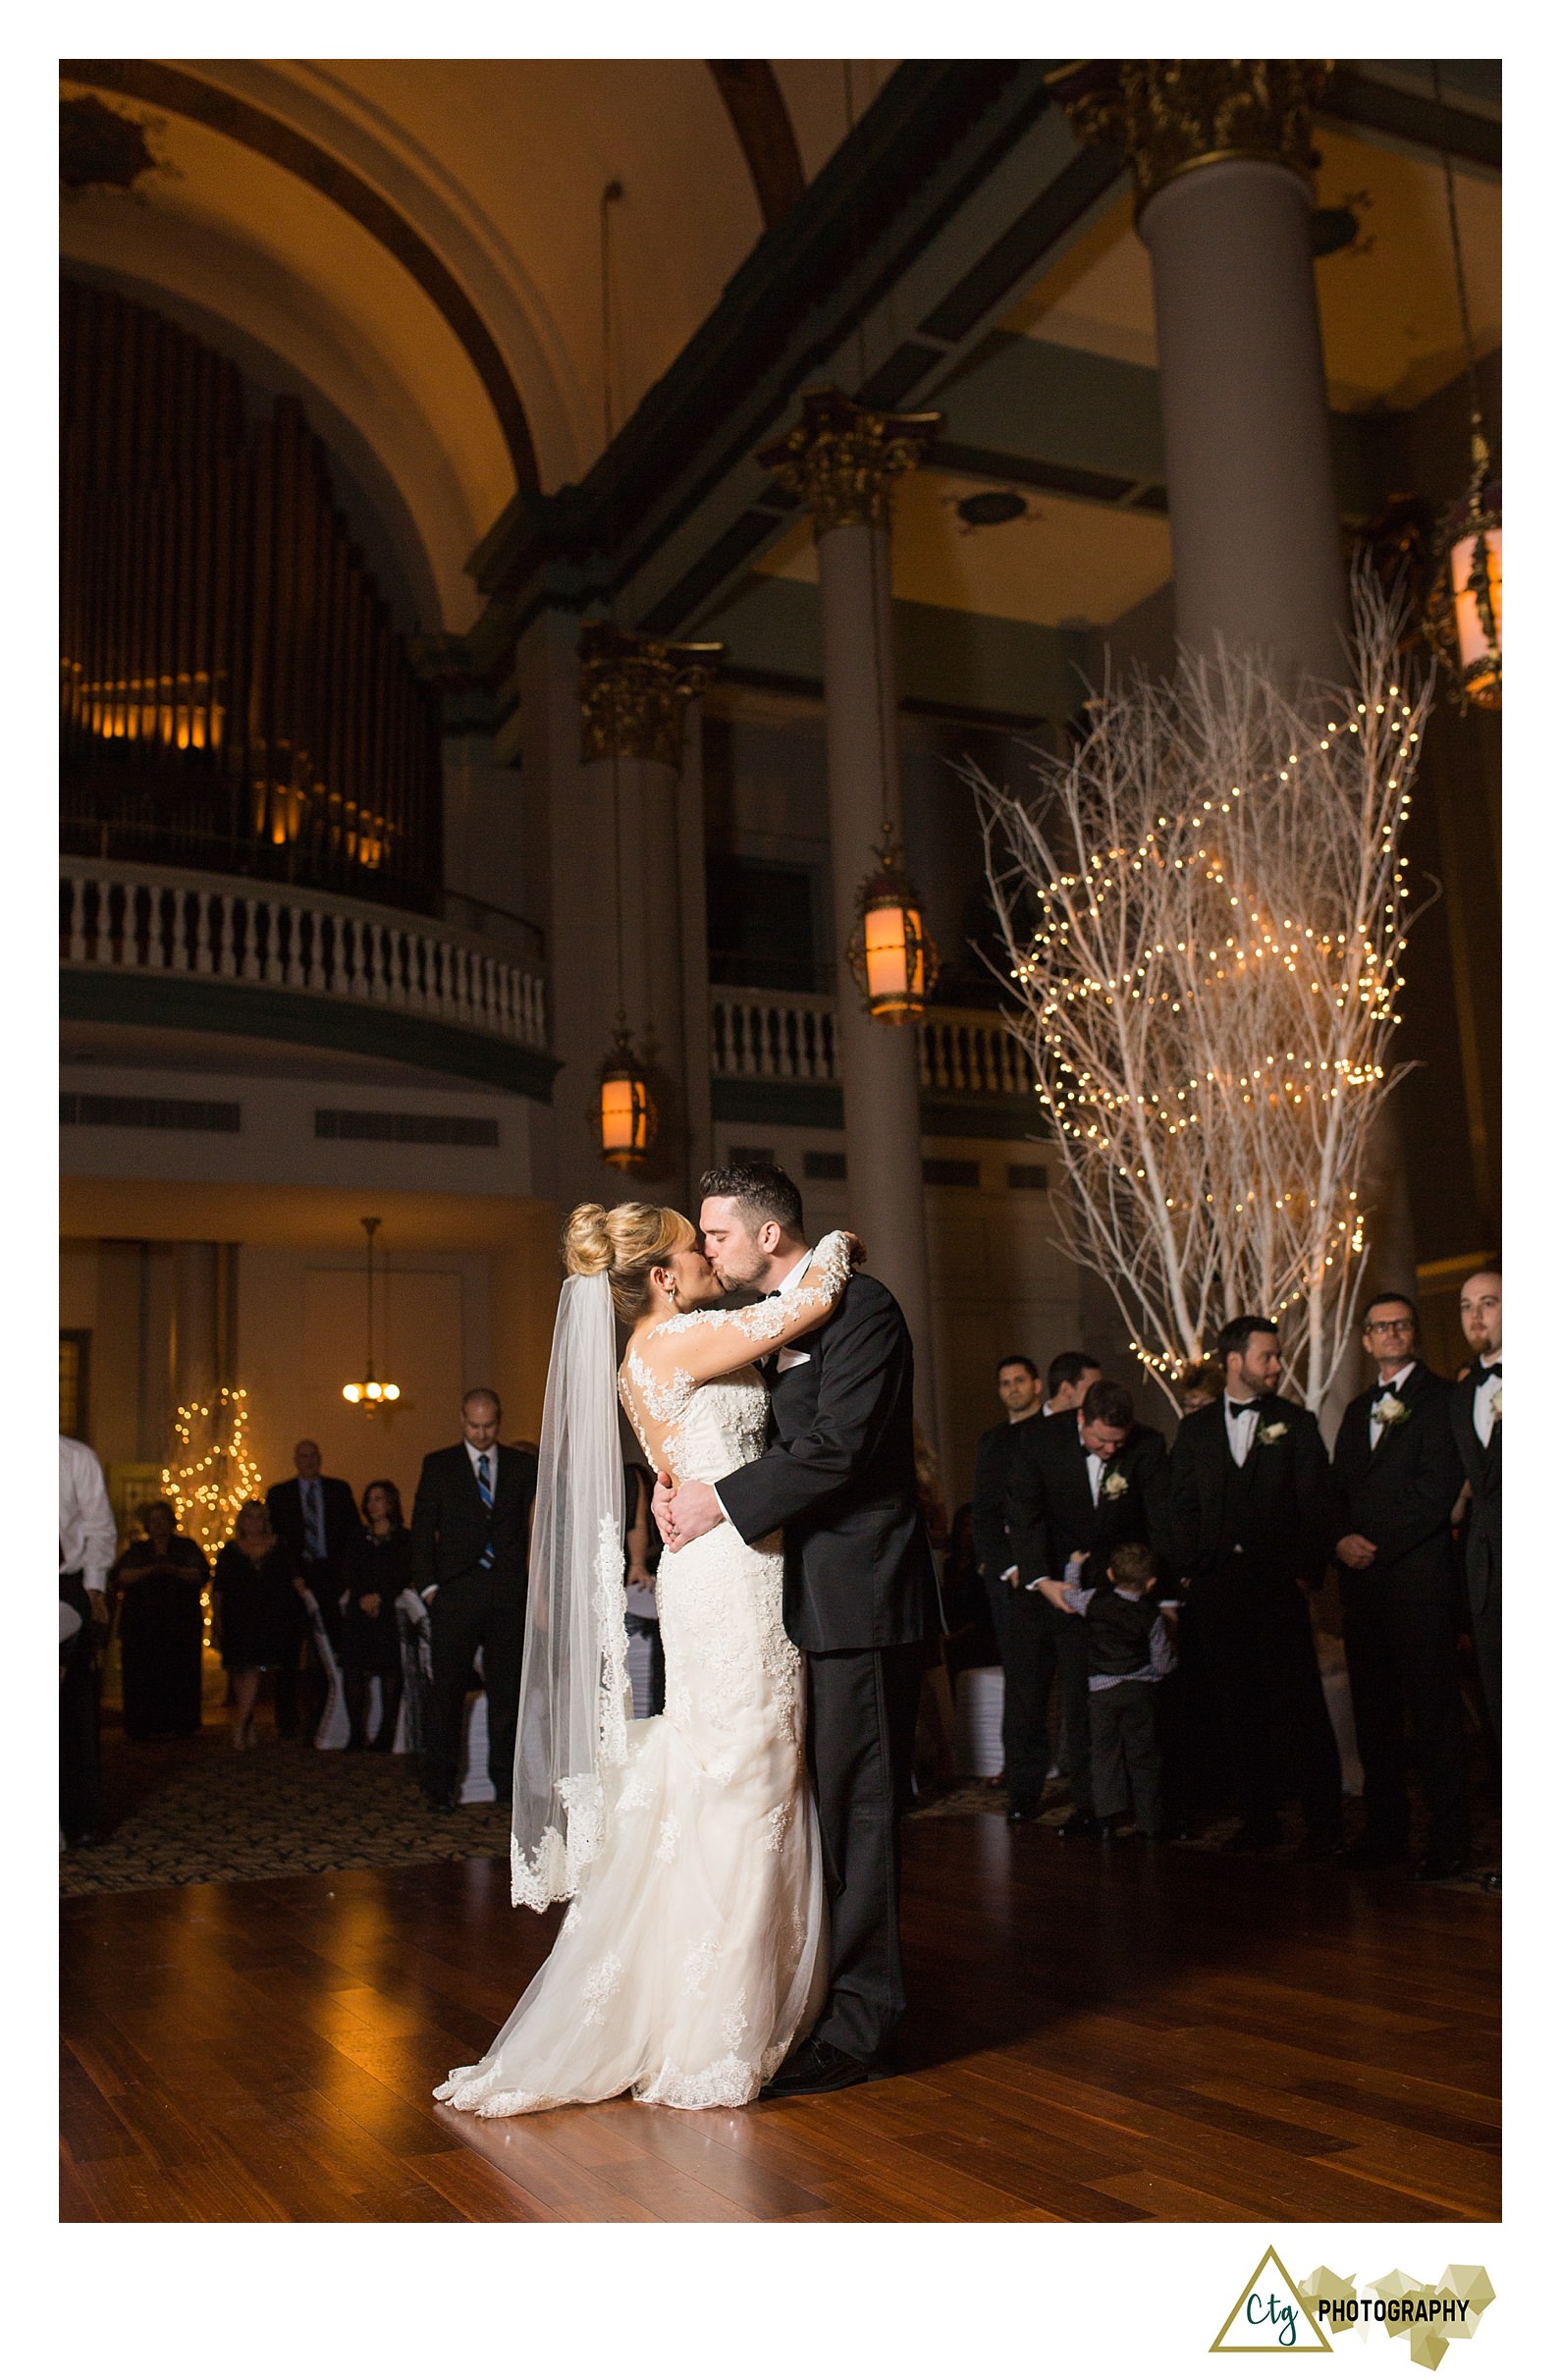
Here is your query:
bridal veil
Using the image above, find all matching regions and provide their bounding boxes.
[510,1271,630,1910]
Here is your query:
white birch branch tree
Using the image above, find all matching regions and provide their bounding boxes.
[966,570,1433,1416]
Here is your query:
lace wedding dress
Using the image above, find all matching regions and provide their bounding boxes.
[434,1363,827,2116]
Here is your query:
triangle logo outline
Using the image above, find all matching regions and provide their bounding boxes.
[1211,2245,1333,2353]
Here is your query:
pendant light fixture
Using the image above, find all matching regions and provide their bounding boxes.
[1422,65,1500,711]
[342,1217,400,1406]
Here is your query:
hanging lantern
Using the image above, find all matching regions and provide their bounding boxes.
[1425,429,1501,710]
[597,1023,657,1168]
[1420,70,1500,714]
[846,824,940,1022]
[343,1217,401,1407]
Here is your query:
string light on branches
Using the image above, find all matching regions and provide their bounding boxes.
[161,1387,263,1647]
[966,566,1431,1416]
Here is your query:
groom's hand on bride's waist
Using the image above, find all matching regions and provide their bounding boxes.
[663,1479,725,1552]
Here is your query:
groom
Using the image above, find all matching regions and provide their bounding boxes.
[656,1161,941,2096]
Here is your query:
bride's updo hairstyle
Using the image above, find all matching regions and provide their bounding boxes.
[564,1202,695,1325]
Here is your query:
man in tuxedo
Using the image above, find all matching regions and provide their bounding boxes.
[1003,1379,1170,1829]
[409,1389,538,1812]
[1042,1350,1103,1417]
[658,1163,941,2098]
[265,1439,359,1738]
[1449,1269,1501,1756]
[1333,1293,1471,1881]
[1167,1315,1343,1856]
[971,1354,1045,1661]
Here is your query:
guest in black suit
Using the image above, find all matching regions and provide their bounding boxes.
[1167,1315,1343,1856]
[340,1480,411,1752]
[113,1500,208,1738]
[661,1162,942,2096]
[970,1354,1045,1678]
[1003,1379,1170,1829]
[1333,1292,1471,1881]
[409,1389,538,1811]
[265,1440,359,1739]
[1449,1269,1501,1756]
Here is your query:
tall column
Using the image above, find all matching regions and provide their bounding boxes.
[172,1242,220,1411]
[1060,61,1344,682]
[1059,62,1411,1390]
[578,624,722,1211]
[758,389,940,1404]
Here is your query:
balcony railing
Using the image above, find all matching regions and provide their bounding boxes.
[710,989,1031,1098]
[62,861,547,1050]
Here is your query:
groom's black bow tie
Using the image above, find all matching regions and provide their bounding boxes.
[1226,1398,1257,1412]
[1480,1360,1502,1378]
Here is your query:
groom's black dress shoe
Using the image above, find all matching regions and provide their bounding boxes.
[759,2039,878,2099]
[1055,1811,1096,1841]
[1005,1797,1043,1823]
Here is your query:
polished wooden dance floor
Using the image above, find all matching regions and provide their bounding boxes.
[61,1821,1499,2223]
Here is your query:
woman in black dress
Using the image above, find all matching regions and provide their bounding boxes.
[340,1481,410,1752]
[212,1501,307,1750]
[114,1501,209,1738]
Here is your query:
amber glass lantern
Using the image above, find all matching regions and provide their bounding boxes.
[597,1026,657,1168]
[845,825,940,1022]
[1425,432,1501,711]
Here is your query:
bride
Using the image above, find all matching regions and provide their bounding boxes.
[434,1199,857,2116]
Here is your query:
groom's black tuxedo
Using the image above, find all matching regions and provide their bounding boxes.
[717,1266,940,2067]
[718,1271,942,1650]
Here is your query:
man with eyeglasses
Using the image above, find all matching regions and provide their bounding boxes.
[1331,1292,1471,1881]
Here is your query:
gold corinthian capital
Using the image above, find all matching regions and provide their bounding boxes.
[756,386,942,537]
[1048,60,1331,216]
[577,622,724,770]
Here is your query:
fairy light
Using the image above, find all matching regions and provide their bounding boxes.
[966,570,1428,1414]
[161,1386,264,1650]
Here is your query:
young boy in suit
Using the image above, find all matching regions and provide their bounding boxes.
[1038,1542,1174,1840]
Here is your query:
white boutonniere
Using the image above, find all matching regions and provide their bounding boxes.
[1373,1393,1410,1430]
[1101,1469,1129,1500]
[1257,1420,1288,1445]
[1490,1386,1502,1425]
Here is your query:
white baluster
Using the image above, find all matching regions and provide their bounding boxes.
[193,892,213,975]
[240,900,261,982]
[145,885,165,970]
[367,925,388,1003]
[261,901,282,986]
[283,906,303,988]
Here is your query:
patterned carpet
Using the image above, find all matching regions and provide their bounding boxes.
[63,1716,1498,1898]
[59,1714,512,1897]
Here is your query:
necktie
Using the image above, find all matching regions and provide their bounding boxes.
[476,1452,495,1569]
[303,1478,326,1561]
[1481,1362,1502,1378]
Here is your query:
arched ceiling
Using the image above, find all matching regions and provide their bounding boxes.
[59,58,894,636]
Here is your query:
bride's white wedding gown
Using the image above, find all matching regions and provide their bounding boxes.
[434,1364,827,2116]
